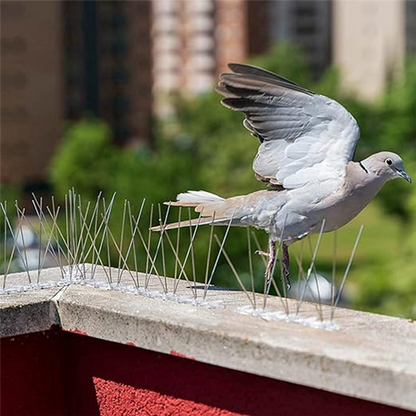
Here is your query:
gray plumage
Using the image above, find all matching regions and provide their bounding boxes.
[153,64,411,284]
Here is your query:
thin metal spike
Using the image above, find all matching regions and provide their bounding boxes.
[3,209,26,288]
[187,207,197,297]
[146,203,171,291]
[174,207,182,280]
[38,206,61,275]
[37,197,43,283]
[331,230,337,313]
[77,193,103,274]
[78,199,92,278]
[91,192,102,277]
[163,231,194,297]
[2,201,6,276]
[332,225,364,321]
[18,203,66,276]
[78,207,112,284]
[117,200,128,282]
[247,228,256,309]
[159,204,168,293]
[14,202,31,282]
[134,219,165,290]
[2,202,31,282]
[102,198,112,283]
[78,194,87,277]
[46,195,67,274]
[203,213,234,299]
[43,205,72,269]
[30,195,65,261]
[119,199,146,287]
[124,199,144,288]
[203,213,216,296]
[72,189,78,269]
[296,240,305,302]
[214,234,254,308]
[296,219,326,316]
[51,196,65,279]
[69,190,74,276]
[80,192,116,280]
[64,193,70,272]
[290,244,322,317]
[72,201,91,277]
[145,204,154,281]
[174,210,204,296]
[307,236,323,321]
[101,214,136,286]
[90,194,117,279]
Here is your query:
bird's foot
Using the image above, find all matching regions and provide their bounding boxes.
[282,265,291,290]
[255,250,270,257]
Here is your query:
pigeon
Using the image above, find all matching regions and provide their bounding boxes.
[152,64,411,287]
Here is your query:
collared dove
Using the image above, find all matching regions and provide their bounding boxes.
[153,64,411,287]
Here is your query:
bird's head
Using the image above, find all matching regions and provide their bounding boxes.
[362,152,411,183]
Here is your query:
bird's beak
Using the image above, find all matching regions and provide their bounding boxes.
[397,169,412,183]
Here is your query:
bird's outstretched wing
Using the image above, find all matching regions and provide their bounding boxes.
[216,63,361,189]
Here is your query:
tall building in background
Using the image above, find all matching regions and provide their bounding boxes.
[268,0,332,79]
[64,1,152,145]
[1,0,152,185]
[1,1,64,184]
[405,0,416,55]
[333,0,414,100]
[151,0,248,116]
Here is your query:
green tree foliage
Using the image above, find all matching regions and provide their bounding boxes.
[250,43,312,86]
[376,58,416,222]
[50,119,118,199]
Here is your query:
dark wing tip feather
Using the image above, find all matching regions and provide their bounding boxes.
[226,63,313,95]
[221,98,273,113]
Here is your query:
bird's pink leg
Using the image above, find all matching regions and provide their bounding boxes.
[282,242,291,290]
[265,240,276,283]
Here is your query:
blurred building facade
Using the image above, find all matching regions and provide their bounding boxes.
[151,0,332,115]
[333,0,415,100]
[1,0,414,185]
[151,0,250,115]
[63,1,152,146]
[268,1,332,78]
[1,1,64,184]
[1,0,152,185]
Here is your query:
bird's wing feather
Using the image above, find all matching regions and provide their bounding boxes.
[217,63,361,189]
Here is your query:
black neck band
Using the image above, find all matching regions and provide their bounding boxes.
[359,161,368,174]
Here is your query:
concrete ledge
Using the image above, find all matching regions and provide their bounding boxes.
[0,289,60,337]
[1,267,416,412]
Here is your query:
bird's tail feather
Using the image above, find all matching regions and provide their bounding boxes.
[151,190,227,231]
[150,216,227,232]
[170,190,224,206]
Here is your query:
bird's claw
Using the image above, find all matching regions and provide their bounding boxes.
[282,266,291,290]
[255,250,270,257]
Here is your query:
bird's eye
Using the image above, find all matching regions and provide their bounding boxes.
[385,158,393,166]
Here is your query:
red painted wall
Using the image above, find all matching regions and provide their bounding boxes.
[1,330,413,416]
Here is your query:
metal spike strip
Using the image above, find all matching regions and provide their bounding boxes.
[0,192,363,328]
